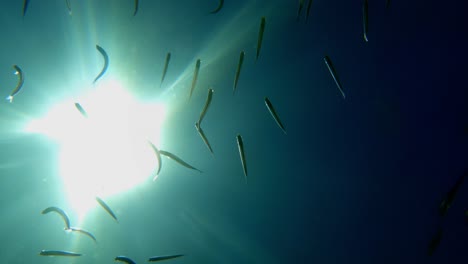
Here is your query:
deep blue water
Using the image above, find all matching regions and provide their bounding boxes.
[0,0,467,263]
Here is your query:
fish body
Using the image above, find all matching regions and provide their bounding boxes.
[233,51,244,94]
[69,227,97,242]
[148,141,162,179]
[297,0,305,20]
[23,0,30,17]
[209,0,224,14]
[95,197,118,222]
[133,0,139,16]
[196,122,214,155]
[264,97,286,134]
[6,65,24,103]
[363,0,369,42]
[94,45,109,84]
[40,250,81,257]
[427,227,443,256]
[236,134,247,180]
[189,59,201,100]
[160,52,171,87]
[115,256,136,264]
[256,17,266,61]
[74,102,88,118]
[159,150,202,173]
[324,56,345,99]
[65,0,72,15]
[148,254,184,262]
[41,206,71,230]
[198,88,214,126]
[439,172,467,216]
[305,0,313,22]
[386,0,390,9]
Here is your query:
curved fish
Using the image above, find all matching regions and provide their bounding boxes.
[148,140,162,179]
[264,97,286,134]
[439,172,466,216]
[6,65,24,103]
[305,0,313,22]
[233,51,244,94]
[23,0,30,17]
[41,206,71,230]
[74,102,88,118]
[297,0,305,20]
[323,56,345,99]
[236,134,247,180]
[65,0,72,15]
[209,0,224,14]
[189,59,201,100]
[133,0,139,16]
[95,196,118,222]
[40,250,81,257]
[160,52,171,87]
[256,17,266,62]
[69,227,97,243]
[195,122,214,155]
[115,256,136,264]
[363,0,369,42]
[159,150,202,173]
[94,45,109,84]
[198,88,214,126]
[148,254,184,262]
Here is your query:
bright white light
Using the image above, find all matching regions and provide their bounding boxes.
[26,80,166,220]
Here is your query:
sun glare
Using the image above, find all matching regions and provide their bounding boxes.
[25,80,166,221]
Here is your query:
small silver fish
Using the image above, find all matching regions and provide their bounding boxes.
[363,0,369,42]
[305,0,313,22]
[40,250,81,257]
[324,56,345,99]
[297,0,305,20]
[233,51,244,94]
[95,196,118,222]
[22,0,30,17]
[256,17,266,61]
[94,45,109,84]
[189,59,201,100]
[6,65,24,103]
[69,227,97,243]
[115,256,136,264]
[198,88,214,126]
[209,0,224,14]
[148,141,162,179]
[148,254,184,262]
[74,102,88,118]
[195,122,214,155]
[41,206,71,230]
[65,0,72,15]
[159,150,202,173]
[264,97,287,134]
[133,0,139,16]
[236,134,247,180]
[160,52,171,87]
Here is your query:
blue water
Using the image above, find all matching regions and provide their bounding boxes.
[0,0,467,263]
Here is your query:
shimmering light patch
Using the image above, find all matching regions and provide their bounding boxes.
[25,80,166,220]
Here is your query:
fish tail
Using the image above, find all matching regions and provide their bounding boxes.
[5,96,13,103]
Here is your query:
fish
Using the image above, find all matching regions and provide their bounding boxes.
[363,0,369,42]
[386,0,390,9]
[148,254,184,262]
[236,134,247,180]
[65,0,72,15]
[69,227,97,243]
[95,196,118,222]
[115,256,136,264]
[133,0,139,16]
[297,0,305,20]
[264,97,287,134]
[323,56,345,99]
[209,0,224,14]
[305,0,313,22]
[41,206,71,230]
[40,250,81,257]
[74,102,88,118]
[94,45,109,84]
[159,150,202,173]
[198,88,214,126]
[189,59,201,100]
[23,0,30,17]
[160,52,171,87]
[256,17,266,62]
[439,172,467,216]
[233,51,244,94]
[148,140,162,180]
[427,227,443,256]
[6,65,24,103]
[195,122,214,155]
